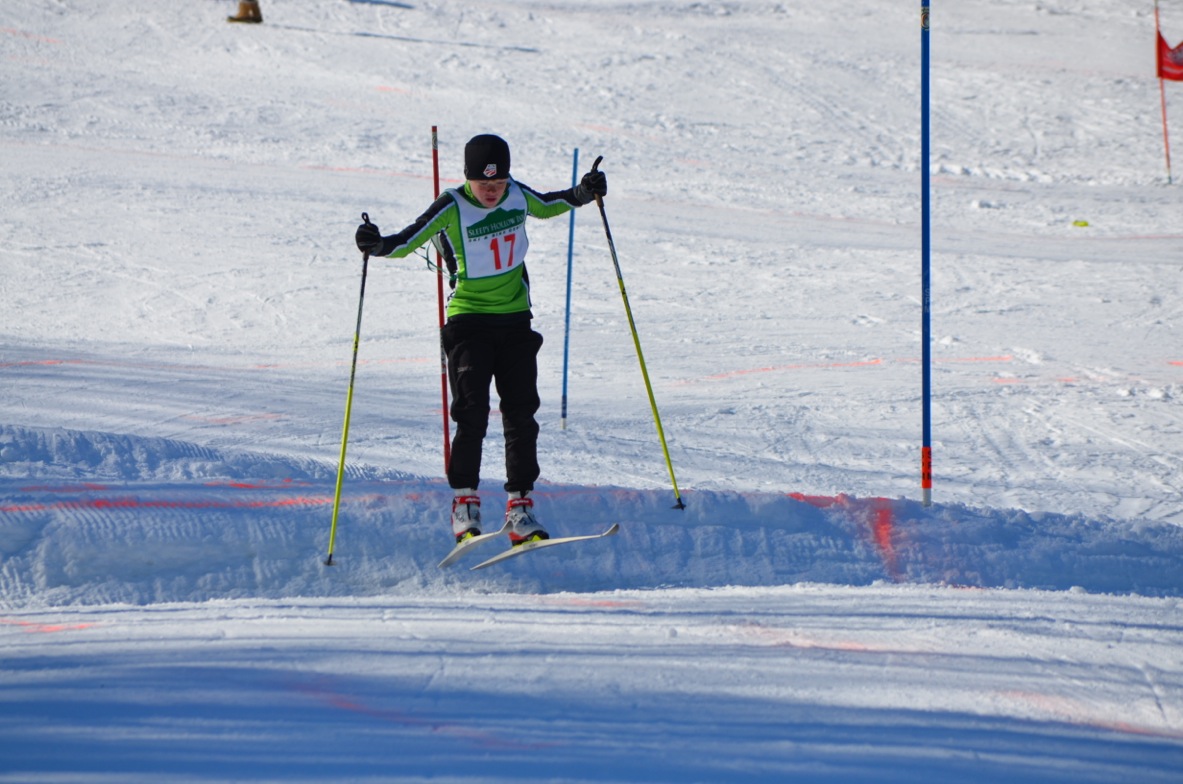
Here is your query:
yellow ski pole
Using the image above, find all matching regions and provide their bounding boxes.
[590,157,685,510]
[325,213,373,565]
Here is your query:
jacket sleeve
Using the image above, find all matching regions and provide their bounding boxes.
[518,182,584,220]
[375,194,457,258]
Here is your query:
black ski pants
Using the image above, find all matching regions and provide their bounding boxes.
[441,320,543,494]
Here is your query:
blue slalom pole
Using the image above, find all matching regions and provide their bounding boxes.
[921,3,933,506]
[561,148,579,430]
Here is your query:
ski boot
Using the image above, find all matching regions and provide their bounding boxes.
[505,493,549,546]
[451,492,481,543]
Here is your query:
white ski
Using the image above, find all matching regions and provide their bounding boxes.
[470,524,620,571]
[437,521,511,568]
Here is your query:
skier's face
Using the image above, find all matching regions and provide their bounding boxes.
[469,178,508,208]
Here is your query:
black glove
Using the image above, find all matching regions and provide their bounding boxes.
[355,220,383,254]
[573,169,607,205]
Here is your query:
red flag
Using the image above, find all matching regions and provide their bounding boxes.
[1160,32,1183,81]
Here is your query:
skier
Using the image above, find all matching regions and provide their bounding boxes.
[355,133,607,546]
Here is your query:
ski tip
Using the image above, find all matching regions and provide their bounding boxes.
[437,520,514,568]
[468,522,621,571]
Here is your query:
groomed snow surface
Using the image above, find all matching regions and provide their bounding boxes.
[2,0,1182,781]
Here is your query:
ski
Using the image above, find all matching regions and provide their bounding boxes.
[437,521,511,568]
[470,524,620,571]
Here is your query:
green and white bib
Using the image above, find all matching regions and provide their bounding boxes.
[449,184,530,280]
[444,183,532,317]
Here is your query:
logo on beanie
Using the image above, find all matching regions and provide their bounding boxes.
[464,134,510,180]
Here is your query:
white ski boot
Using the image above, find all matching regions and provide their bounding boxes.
[451,492,481,543]
[505,493,548,546]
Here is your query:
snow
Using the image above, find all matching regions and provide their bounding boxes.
[1,0,1182,780]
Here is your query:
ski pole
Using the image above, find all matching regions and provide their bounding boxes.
[561,147,579,430]
[590,157,685,510]
[325,212,372,565]
[432,126,452,469]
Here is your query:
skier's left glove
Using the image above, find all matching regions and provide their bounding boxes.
[573,169,607,205]
[355,221,384,255]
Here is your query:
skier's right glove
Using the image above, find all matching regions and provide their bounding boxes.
[355,221,384,255]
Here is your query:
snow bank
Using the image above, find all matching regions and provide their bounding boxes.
[3,425,1181,608]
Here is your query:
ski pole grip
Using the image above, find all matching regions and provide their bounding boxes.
[590,157,606,208]
[360,212,373,261]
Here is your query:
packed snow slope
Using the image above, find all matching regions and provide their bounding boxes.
[1,0,1180,604]
[1,1,1183,781]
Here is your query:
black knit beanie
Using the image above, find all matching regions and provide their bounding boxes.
[464,134,511,180]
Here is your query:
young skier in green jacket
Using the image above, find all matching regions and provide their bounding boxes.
[355,134,607,545]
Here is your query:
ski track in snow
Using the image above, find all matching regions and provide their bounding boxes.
[2,0,1183,781]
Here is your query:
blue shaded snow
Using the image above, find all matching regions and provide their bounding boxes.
[2,426,1181,607]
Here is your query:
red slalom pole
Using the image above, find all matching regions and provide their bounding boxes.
[432,126,452,470]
